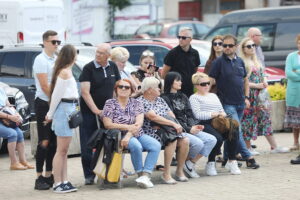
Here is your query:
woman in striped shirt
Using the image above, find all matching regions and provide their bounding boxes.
[189,72,241,175]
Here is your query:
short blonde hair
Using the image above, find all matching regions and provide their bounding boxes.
[141,77,160,93]
[192,72,209,85]
[111,47,130,62]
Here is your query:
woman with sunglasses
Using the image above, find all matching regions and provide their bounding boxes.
[161,72,217,177]
[189,72,241,175]
[45,44,79,193]
[204,35,223,93]
[138,77,189,184]
[131,50,161,87]
[102,79,161,189]
[238,37,289,155]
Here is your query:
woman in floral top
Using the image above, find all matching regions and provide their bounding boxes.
[103,79,161,189]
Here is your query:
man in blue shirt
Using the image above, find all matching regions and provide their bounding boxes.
[210,35,260,170]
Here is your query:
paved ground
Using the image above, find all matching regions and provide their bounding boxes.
[0,132,299,200]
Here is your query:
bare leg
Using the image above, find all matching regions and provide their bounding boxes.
[53,136,71,185]
[265,135,277,149]
[163,140,177,181]
[293,128,300,145]
[175,138,189,177]
[245,140,251,149]
[7,141,18,165]
[16,142,26,163]
[190,154,203,163]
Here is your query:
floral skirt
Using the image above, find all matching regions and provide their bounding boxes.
[284,106,300,128]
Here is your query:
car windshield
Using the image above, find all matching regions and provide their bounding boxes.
[136,24,163,37]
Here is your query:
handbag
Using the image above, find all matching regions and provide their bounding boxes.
[151,115,180,146]
[68,110,83,129]
[0,106,22,128]
[211,115,239,140]
[106,151,122,183]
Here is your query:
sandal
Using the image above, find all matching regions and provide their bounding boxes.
[10,163,27,170]
[21,162,35,169]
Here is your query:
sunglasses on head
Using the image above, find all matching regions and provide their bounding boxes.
[222,44,235,48]
[196,82,210,87]
[213,42,223,46]
[147,64,159,71]
[117,85,131,90]
[243,44,256,49]
[177,36,191,40]
[49,40,61,45]
[142,51,154,57]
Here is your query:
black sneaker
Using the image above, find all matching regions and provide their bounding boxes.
[171,157,177,166]
[84,178,95,185]
[34,176,50,190]
[44,175,54,187]
[246,158,260,169]
[62,182,77,192]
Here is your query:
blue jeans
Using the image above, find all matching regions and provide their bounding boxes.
[223,104,252,160]
[186,132,217,158]
[127,134,161,174]
[79,112,98,180]
[0,122,24,143]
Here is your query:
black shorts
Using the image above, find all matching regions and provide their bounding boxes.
[34,97,56,143]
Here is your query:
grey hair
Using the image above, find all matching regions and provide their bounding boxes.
[141,77,160,93]
[111,47,130,62]
[179,27,193,38]
[96,43,111,54]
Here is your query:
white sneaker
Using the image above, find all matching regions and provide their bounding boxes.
[183,161,200,178]
[249,148,260,156]
[225,160,241,175]
[135,175,153,189]
[205,162,217,176]
[270,147,290,154]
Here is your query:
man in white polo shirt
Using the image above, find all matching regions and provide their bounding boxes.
[33,30,61,190]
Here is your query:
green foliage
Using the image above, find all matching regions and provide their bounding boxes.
[267,83,286,101]
[108,0,131,10]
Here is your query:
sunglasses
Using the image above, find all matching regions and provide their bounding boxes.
[48,40,61,45]
[142,51,154,57]
[213,42,223,46]
[117,85,131,90]
[222,44,235,48]
[243,44,256,49]
[196,82,210,87]
[177,36,191,40]
[147,64,159,71]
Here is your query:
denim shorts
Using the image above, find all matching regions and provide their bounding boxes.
[51,102,76,137]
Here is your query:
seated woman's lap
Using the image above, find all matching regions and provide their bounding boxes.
[0,123,24,143]
[128,134,161,152]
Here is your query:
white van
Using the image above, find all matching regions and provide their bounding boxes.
[0,0,65,45]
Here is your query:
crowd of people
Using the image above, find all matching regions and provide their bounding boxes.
[0,27,299,193]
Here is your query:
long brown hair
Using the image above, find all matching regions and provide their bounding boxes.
[207,35,224,65]
[49,44,77,101]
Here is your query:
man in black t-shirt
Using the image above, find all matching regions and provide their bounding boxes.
[162,27,200,97]
[79,43,121,185]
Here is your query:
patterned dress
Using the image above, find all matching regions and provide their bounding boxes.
[241,66,273,140]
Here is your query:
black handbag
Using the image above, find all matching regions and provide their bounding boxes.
[151,115,180,146]
[0,106,21,128]
[68,110,83,129]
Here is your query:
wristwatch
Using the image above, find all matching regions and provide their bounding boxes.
[245,96,250,100]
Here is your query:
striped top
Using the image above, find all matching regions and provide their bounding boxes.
[189,93,224,120]
[103,98,144,137]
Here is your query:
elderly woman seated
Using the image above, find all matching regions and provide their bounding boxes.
[138,77,205,184]
[102,79,161,189]
[0,88,34,170]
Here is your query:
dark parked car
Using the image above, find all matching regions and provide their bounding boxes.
[135,20,211,40]
[203,6,300,69]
